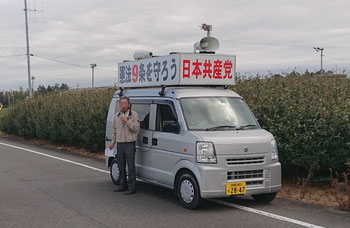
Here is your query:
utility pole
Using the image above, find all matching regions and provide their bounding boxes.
[24,0,32,98]
[313,47,324,75]
[23,0,43,98]
[90,63,97,88]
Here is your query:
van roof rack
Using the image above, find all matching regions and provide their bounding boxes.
[118,87,124,97]
[159,85,166,97]
[116,85,230,98]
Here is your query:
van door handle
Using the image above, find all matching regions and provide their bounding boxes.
[105,137,111,142]
[152,138,157,146]
[143,137,148,144]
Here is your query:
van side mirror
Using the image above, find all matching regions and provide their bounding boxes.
[163,121,180,134]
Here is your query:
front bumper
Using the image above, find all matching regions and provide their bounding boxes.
[197,154,282,198]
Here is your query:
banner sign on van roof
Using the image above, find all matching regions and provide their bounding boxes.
[117,53,236,87]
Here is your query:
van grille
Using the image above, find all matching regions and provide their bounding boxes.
[246,180,264,186]
[226,157,264,166]
[227,170,263,180]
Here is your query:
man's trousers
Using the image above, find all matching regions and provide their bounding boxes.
[117,142,136,191]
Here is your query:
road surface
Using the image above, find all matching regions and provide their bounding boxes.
[0,138,349,228]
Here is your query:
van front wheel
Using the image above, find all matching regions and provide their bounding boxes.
[110,158,121,185]
[177,173,201,210]
[252,192,277,203]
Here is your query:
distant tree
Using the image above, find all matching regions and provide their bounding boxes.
[59,83,69,92]
[304,69,311,76]
[272,74,283,79]
[288,70,301,77]
[36,83,69,95]
[47,85,53,93]
[315,69,328,75]
[37,85,47,94]
[0,91,5,106]
[54,83,60,92]
[0,90,27,107]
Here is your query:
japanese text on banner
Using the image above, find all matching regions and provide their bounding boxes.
[182,59,234,80]
[119,57,178,85]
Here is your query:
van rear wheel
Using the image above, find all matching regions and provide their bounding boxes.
[252,192,277,203]
[110,158,121,185]
[177,173,201,210]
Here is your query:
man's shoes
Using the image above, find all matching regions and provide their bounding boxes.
[123,189,136,195]
[113,186,127,192]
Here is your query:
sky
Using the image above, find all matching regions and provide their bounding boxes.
[1,0,350,91]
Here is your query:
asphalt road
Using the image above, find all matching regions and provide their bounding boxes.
[0,138,349,228]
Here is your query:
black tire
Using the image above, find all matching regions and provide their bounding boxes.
[110,158,121,185]
[177,173,201,210]
[252,192,277,203]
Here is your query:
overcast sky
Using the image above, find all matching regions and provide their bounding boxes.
[1,0,350,91]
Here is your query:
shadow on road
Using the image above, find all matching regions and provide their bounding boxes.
[108,180,259,211]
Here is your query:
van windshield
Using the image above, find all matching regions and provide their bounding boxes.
[180,97,259,131]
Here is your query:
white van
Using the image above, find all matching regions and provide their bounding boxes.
[105,52,281,209]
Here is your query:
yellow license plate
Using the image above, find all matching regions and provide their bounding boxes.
[226,182,246,195]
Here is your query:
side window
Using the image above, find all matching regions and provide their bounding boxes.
[156,104,178,132]
[132,103,151,130]
[115,99,120,114]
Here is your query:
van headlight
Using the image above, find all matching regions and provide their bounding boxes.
[196,142,217,163]
[271,139,279,161]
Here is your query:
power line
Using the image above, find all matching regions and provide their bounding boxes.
[0,46,26,49]
[98,68,118,73]
[31,54,118,72]
[92,66,118,73]
[10,56,27,91]
[0,54,26,58]
[221,39,350,49]
[324,55,350,61]
[32,54,90,68]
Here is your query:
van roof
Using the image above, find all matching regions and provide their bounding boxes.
[113,87,241,99]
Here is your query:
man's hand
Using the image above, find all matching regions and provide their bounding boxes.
[109,143,115,150]
[120,116,128,123]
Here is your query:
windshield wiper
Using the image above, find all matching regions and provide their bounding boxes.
[205,125,237,131]
[236,124,257,130]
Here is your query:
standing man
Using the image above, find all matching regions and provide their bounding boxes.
[109,96,140,195]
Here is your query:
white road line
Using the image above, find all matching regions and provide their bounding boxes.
[1,141,327,228]
[0,142,109,174]
[209,200,326,228]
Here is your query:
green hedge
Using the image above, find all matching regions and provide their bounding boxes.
[0,108,9,129]
[1,75,349,178]
[232,74,350,177]
[0,88,117,152]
